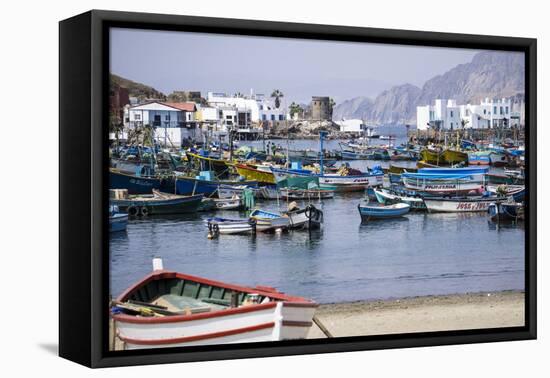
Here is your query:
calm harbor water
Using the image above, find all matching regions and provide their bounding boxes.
[110,137,525,303]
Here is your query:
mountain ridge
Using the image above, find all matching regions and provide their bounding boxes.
[333,51,525,125]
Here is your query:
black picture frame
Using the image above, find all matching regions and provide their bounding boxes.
[59,9,537,368]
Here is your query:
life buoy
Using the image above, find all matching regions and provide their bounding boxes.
[127,206,138,216]
[140,207,149,217]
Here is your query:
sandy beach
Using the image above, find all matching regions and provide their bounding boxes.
[307,291,525,339]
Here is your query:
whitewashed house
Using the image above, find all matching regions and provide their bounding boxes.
[416,99,461,130]
[417,98,512,130]
[206,92,286,123]
[336,119,365,133]
[124,101,197,146]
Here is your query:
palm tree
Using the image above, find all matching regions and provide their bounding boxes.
[289,102,303,119]
[233,92,244,98]
[271,89,284,109]
[109,110,124,156]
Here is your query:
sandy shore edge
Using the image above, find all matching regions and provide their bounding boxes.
[307,290,525,338]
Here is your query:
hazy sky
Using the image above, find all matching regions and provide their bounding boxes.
[110,28,482,104]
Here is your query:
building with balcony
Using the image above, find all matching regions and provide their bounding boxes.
[124,101,197,146]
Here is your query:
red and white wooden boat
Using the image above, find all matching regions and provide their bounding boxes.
[112,261,318,349]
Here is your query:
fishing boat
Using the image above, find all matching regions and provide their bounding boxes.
[207,217,256,235]
[420,148,468,166]
[186,152,232,180]
[213,196,243,210]
[420,148,443,165]
[371,149,391,161]
[256,186,281,200]
[486,185,525,197]
[276,175,336,200]
[110,168,174,195]
[488,202,524,222]
[423,196,502,213]
[468,152,491,166]
[270,166,384,192]
[390,150,415,161]
[340,149,370,160]
[401,167,488,195]
[110,190,203,216]
[283,203,323,230]
[217,184,259,199]
[112,261,318,349]
[373,188,426,211]
[487,173,525,185]
[109,205,128,232]
[175,175,258,196]
[357,201,410,221]
[489,150,508,167]
[233,163,277,185]
[249,209,290,232]
[280,188,335,200]
[442,149,468,165]
[401,172,484,195]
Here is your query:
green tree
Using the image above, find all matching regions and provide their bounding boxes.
[271,89,284,109]
[289,102,303,119]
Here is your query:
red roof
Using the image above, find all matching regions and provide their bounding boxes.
[163,102,197,112]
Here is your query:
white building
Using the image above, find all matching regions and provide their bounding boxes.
[336,119,365,133]
[416,98,512,130]
[124,101,198,146]
[206,92,286,123]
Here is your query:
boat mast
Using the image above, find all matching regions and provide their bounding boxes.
[319,131,326,176]
[285,98,289,167]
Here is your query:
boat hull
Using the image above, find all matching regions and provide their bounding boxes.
[250,209,290,232]
[175,176,258,196]
[488,202,523,222]
[442,149,468,165]
[420,149,443,165]
[358,203,410,220]
[110,169,174,195]
[271,168,383,192]
[424,197,500,213]
[374,188,426,211]
[109,213,129,232]
[111,194,203,215]
[235,164,276,185]
[285,205,323,230]
[207,218,255,234]
[280,188,334,200]
[402,177,483,195]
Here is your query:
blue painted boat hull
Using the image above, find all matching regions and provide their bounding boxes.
[109,213,128,232]
[488,202,523,222]
[358,203,410,220]
[175,176,258,196]
[110,170,174,194]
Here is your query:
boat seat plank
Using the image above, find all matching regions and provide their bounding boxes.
[152,294,222,314]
